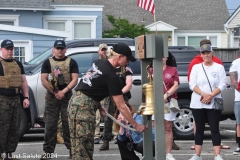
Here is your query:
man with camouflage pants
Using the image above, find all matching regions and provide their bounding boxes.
[40,40,79,159]
[0,39,30,160]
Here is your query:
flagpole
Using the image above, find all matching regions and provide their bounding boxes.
[153,13,157,34]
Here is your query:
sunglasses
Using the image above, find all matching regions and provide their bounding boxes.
[56,47,65,50]
[101,48,107,51]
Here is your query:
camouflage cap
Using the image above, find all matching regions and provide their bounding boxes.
[200,44,212,53]
[99,43,108,50]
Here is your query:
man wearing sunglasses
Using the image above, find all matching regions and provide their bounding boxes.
[40,40,79,159]
[94,43,109,144]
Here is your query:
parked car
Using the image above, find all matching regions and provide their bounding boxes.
[21,45,235,140]
[23,38,134,74]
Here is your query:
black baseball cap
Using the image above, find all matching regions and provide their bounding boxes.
[112,43,136,62]
[1,39,14,48]
[54,40,66,48]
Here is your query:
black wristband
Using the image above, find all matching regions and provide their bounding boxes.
[24,97,29,100]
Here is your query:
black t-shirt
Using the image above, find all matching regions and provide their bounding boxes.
[0,58,25,96]
[75,59,122,102]
[41,56,79,90]
[115,66,133,88]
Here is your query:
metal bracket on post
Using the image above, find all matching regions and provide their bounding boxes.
[135,34,168,160]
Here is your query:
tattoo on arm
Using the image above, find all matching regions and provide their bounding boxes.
[230,71,238,89]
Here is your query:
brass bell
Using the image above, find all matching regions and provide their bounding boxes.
[138,65,154,115]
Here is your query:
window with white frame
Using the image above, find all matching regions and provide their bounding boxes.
[48,21,65,31]
[43,16,97,39]
[234,38,239,47]
[177,37,185,46]
[74,22,91,38]
[188,36,206,48]
[209,36,217,47]
[14,47,25,63]
[0,15,19,26]
[177,35,218,48]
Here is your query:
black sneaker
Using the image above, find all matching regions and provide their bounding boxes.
[172,141,180,150]
[114,138,118,144]
[233,147,240,155]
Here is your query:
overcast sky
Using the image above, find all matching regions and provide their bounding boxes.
[225,0,240,15]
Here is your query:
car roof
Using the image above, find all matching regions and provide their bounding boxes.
[65,46,136,56]
[65,38,135,48]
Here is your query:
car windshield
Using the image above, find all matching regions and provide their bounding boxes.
[26,48,52,65]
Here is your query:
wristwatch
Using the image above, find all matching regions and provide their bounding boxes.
[166,92,170,97]
[24,97,29,100]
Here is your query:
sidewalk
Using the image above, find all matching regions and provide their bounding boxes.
[93,140,239,160]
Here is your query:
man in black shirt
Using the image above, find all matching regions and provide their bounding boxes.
[68,42,147,160]
[40,40,79,159]
[0,39,30,160]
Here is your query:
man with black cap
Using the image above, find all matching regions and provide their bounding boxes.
[40,40,79,159]
[0,39,30,160]
[68,42,147,160]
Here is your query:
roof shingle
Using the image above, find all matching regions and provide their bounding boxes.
[53,0,229,30]
[0,0,52,9]
[0,0,229,30]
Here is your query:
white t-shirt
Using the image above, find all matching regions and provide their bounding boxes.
[229,58,240,101]
[189,62,226,109]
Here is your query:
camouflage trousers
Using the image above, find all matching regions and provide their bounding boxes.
[101,96,129,141]
[43,91,72,153]
[57,113,62,132]
[68,91,99,160]
[0,95,21,154]
[101,97,116,141]
[94,109,101,139]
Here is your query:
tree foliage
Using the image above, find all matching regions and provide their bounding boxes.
[103,15,149,38]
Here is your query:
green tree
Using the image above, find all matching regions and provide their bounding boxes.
[103,15,149,38]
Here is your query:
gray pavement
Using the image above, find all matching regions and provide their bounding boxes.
[11,119,240,160]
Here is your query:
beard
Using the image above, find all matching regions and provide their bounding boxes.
[99,54,107,59]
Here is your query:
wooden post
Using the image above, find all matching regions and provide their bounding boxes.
[153,14,157,34]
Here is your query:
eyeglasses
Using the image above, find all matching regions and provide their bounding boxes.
[101,48,107,51]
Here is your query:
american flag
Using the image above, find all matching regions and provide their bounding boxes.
[137,0,155,14]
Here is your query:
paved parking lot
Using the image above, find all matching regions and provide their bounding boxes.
[12,119,240,160]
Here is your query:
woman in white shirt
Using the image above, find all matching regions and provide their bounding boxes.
[188,44,226,160]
